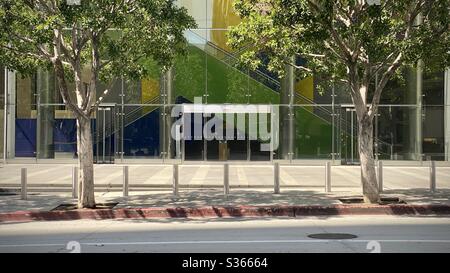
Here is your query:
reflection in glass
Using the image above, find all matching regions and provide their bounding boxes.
[422,106,445,160]
[293,106,332,160]
[122,105,161,159]
[15,73,37,158]
[377,106,420,160]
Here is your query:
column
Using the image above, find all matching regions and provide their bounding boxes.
[279,57,295,160]
[160,67,175,159]
[5,69,15,159]
[37,69,55,159]
[405,62,423,161]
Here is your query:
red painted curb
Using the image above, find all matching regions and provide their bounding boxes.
[0,204,449,223]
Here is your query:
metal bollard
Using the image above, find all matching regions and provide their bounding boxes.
[325,162,331,192]
[21,168,27,200]
[224,163,229,196]
[430,161,436,193]
[173,164,179,197]
[72,166,78,198]
[377,161,383,193]
[274,162,280,194]
[123,166,129,197]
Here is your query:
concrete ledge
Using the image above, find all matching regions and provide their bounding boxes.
[1,204,450,223]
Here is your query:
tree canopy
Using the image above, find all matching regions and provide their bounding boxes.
[228,0,449,100]
[0,0,196,82]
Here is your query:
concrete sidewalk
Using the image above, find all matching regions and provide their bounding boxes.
[1,164,450,190]
[1,187,449,213]
[1,163,449,222]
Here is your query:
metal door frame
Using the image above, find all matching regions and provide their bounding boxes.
[180,104,274,163]
[95,103,116,164]
[340,105,359,165]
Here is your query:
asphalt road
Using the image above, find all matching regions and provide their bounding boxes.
[0,216,449,253]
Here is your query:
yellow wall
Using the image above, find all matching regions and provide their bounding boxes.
[295,76,314,103]
[141,78,159,104]
[211,0,241,52]
[141,78,160,115]
[211,0,315,105]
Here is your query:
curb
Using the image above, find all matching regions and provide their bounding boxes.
[1,204,450,223]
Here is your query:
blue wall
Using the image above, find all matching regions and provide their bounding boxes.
[15,119,36,157]
[123,109,160,157]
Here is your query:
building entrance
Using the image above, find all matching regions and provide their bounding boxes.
[94,104,116,164]
[181,104,274,162]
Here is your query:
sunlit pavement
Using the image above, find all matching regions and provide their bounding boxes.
[1,164,449,189]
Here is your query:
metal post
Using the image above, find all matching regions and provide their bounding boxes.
[72,166,78,198]
[21,168,27,200]
[224,163,229,196]
[377,161,383,193]
[173,164,179,197]
[123,166,129,197]
[274,162,280,194]
[430,161,436,193]
[325,162,331,192]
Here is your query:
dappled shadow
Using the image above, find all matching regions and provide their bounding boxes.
[381,188,450,205]
[0,193,73,214]
[110,189,341,209]
[1,187,450,224]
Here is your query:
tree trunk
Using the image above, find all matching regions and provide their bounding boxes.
[76,116,96,209]
[358,114,380,204]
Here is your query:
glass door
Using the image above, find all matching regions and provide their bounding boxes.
[94,105,115,164]
[340,106,359,165]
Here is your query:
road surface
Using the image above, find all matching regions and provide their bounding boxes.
[0,216,449,253]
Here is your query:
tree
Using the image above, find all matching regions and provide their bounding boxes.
[0,0,196,208]
[228,0,449,203]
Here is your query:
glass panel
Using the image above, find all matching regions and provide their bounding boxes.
[380,68,418,105]
[174,32,207,103]
[293,105,332,160]
[183,112,205,160]
[423,106,445,160]
[333,82,352,104]
[302,74,333,105]
[93,106,116,164]
[377,106,420,160]
[125,59,161,105]
[226,113,247,160]
[249,111,272,161]
[166,104,183,161]
[37,104,77,160]
[96,78,122,104]
[15,73,37,158]
[208,0,242,30]
[248,76,279,104]
[36,70,56,160]
[339,107,358,164]
[121,105,162,160]
[423,70,444,106]
[177,0,208,29]
[206,30,250,104]
[205,113,223,160]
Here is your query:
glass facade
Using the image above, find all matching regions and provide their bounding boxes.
[1,0,449,164]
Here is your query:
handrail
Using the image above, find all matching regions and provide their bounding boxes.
[189,31,330,113]
[122,95,160,125]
